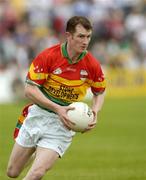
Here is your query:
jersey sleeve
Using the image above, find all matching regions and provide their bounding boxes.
[26,52,49,86]
[90,61,106,95]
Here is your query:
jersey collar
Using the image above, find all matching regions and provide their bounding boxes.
[61,42,87,64]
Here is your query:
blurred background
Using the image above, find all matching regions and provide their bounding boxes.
[0,0,146,102]
[0,1,146,179]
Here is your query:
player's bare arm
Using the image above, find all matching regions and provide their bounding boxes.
[25,83,74,129]
[92,92,105,112]
[83,92,105,132]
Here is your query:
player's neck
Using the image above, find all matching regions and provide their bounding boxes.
[67,44,80,63]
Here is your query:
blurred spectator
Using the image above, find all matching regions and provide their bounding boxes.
[125,6,146,34]
[0,0,146,102]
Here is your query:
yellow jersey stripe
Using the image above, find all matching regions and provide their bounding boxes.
[29,63,48,80]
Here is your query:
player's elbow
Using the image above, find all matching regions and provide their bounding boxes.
[24,84,34,99]
[24,87,31,99]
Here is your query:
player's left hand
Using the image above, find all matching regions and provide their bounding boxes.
[82,111,97,133]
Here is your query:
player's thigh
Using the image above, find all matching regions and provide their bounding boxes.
[29,147,59,172]
[7,142,35,171]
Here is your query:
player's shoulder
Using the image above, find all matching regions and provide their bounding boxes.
[85,51,101,66]
[40,43,61,55]
[48,43,61,52]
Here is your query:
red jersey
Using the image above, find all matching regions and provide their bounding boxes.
[26,43,106,106]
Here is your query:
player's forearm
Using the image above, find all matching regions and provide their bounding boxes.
[24,84,60,113]
[91,92,105,114]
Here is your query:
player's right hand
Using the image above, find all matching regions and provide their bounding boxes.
[56,106,75,130]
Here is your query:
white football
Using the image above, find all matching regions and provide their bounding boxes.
[67,102,94,132]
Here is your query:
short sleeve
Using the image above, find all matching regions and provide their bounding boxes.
[26,53,49,86]
[90,62,106,95]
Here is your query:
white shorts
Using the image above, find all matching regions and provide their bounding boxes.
[16,104,75,157]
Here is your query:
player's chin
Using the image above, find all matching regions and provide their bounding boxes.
[81,47,87,52]
[78,47,86,53]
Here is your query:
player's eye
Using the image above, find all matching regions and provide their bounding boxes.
[79,35,85,38]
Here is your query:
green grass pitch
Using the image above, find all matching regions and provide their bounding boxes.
[0,97,146,180]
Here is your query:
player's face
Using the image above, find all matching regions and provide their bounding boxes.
[67,24,92,54]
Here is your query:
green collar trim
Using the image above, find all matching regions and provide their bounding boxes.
[61,42,87,64]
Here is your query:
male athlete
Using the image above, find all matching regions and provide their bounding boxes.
[7,16,106,180]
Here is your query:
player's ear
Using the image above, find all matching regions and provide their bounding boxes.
[65,32,72,39]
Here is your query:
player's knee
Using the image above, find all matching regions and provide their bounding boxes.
[28,167,48,179]
[7,165,20,178]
